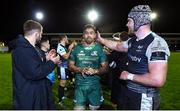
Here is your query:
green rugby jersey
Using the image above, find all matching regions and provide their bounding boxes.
[69,43,107,85]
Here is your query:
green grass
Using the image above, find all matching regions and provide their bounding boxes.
[0,53,13,109]
[160,52,180,109]
[0,52,180,109]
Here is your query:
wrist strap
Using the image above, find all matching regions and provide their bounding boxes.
[127,73,134,80]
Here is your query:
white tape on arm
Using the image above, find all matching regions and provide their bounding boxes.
[127,73,134,81]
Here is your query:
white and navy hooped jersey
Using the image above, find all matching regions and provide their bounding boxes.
[125,32,170,94]
[57,43,68,68]
[57,43,67,56]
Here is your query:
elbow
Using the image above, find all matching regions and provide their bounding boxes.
[69,66,75,72]
[63,56,68,60]
[153,79,166,88]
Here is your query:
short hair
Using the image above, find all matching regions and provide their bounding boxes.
[36,36,49,48]
[58,34,67,42]
[23,20,43,35]
[83,24,97,33]
[40,36,49,44]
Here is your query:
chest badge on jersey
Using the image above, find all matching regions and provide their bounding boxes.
[137,45,143,49]
[91,51,98,56]
[136,45,144,52]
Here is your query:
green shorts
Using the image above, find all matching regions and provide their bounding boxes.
[74,84,102,107]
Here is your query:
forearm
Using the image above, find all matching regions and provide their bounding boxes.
[121,62,167,88]
[95,66,108,75]
[69,65,83,74]
[99,38,127,52]
[94,62,109,75]
[63,49,72,59]
[100,38,118,51]
[133,73,160,87]
[128,72,166,88]
[66,50,72,59]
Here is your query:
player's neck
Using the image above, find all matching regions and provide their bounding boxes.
[135,26,152,40]
[60,41,66,46]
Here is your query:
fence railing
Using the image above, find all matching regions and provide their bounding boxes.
[43,32,180,51]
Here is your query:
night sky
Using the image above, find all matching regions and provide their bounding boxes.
[1,0,180,43]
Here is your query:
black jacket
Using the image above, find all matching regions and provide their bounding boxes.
[12,35,56,109]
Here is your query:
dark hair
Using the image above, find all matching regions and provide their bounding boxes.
[40,36,49,44]
[23,20,42,35]
[83,24,97,33]
[36,36,49,48]
[120,31,129,41]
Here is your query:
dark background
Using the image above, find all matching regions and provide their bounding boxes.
[1,0,180,43]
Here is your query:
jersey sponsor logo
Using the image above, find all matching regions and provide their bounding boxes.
[150,51,166,61]
[79,57,97,61]
[78,50,85,56]
[151,41,166,51]
[129,55,141,63]
[82,61,92,65]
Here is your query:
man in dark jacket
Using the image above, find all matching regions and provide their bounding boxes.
[109,31,129,109]
[12,20,60,109]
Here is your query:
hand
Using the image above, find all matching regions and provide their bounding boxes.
[68,41,76,51]
[96,31,102,42]
[80,67,88,74]
[86,68,94,75]
[79,68,88,77]
[49,49,56,57]
[119,71,129,80]
[84,67,98,75]
[46,49,56,60]
[50,55,61,64]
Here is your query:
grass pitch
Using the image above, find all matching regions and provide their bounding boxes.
[0,52,180,109]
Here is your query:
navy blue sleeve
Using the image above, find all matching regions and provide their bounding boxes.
[13,47,56,80]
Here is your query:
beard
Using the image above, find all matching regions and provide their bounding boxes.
[128,28,135,36]
[84,37,95,44]
[35,35,42,44]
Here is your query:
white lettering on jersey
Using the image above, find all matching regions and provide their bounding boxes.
[130,55,141,63]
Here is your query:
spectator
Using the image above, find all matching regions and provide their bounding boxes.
[12,20,60,109]
[109,31,128,109]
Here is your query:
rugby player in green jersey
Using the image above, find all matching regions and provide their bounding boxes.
[69,24,108,110]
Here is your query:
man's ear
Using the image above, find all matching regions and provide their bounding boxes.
[34,31,39,37]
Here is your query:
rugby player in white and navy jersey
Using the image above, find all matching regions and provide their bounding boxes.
[56,35,76,105]
[97,5,170,110]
